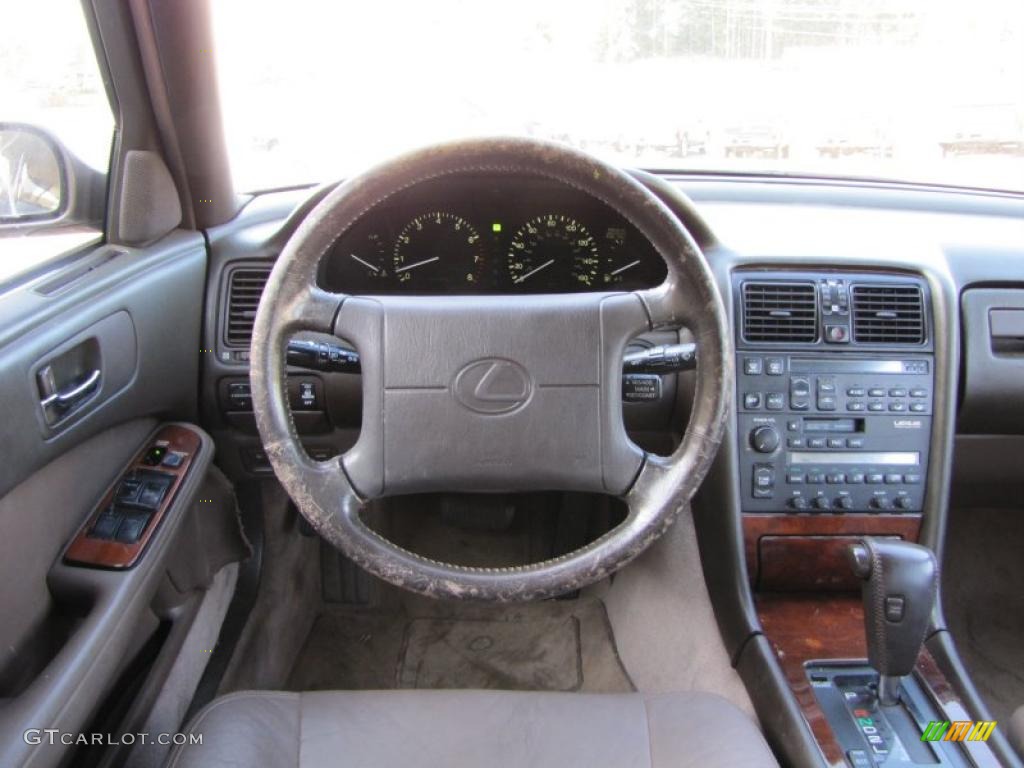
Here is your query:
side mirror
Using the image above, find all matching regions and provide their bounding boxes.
[0,122,105,232]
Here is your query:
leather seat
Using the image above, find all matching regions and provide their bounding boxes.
[1010,705,1024,757]
[168,689,777,767]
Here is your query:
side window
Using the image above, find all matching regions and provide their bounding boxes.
[0,1,115,283]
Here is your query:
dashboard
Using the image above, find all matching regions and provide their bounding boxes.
[318,175,667,294]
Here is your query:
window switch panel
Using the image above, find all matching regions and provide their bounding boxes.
[115,512,151,544]
[90,507,123,540]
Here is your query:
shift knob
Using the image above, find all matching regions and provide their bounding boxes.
[848,538,938,705]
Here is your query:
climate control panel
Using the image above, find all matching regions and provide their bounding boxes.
[738,354,933,513]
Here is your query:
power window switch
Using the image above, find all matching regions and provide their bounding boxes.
[161,451,185,468]
[115,512,151,544]
[138,480,169,509]
[116,477,143,504]
[90,507,123,540]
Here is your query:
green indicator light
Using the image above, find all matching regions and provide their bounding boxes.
[492,222,502,233]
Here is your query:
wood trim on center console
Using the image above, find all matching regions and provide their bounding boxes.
[744,513,921,590]
[64,425,202,569]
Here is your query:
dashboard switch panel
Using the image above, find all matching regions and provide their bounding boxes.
[737,350,934,513]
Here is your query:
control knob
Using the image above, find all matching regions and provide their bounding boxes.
[870,496,891,511]
[750,426,780,454]
[812,496,832,511]
[893,496,912,511]
[788,496,809,511]
[834,496,854,511]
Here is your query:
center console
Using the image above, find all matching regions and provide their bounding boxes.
[734,271,1003,767]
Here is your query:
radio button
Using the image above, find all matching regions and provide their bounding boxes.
[817,395,837,411]
[848,472,865,484]
[904,474,922,484]
[743,357,763,376]
[847,437,865,449]
[846,401,865,411]
[868,388,886,397]
[868,401,885,412]
[827,438,846,449]
[867,473,885,484]
[885,473,903,484]
[888,401,907,412]
[787,437,805,448]
[909,403,927,413]
[787,420,800,431]
[889,388,908,397]
[826,473,845,484]
[807,437,827,449]
[766,393,785,411]
[787,473,805,484]
[743,393,762,410]
[808,472,826,484]
[765,358,785,376]
[847,387,866,397]
[753,465,775,498]
[909,388,928,398]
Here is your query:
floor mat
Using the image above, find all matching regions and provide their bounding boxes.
[286,598,632,694]
[398,615,581,690]
[943,506,1024,725]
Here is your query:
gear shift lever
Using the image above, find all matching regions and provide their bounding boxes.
[848,538,938,706]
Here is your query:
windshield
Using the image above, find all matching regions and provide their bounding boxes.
[212,0,1024,193]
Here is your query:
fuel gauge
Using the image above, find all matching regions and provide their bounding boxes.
[346,232,390,281]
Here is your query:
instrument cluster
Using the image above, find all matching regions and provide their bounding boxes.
[318,175,667,294]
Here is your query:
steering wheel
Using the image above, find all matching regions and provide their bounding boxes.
[250,138,731,601]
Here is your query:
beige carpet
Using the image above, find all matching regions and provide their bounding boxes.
[287,597,632,693]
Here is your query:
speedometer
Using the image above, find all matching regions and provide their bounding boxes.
[507,214,601,290]
[393,211,484,289]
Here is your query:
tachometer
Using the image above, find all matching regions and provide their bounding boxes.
[393,212,484,288]
[507,214,600,289]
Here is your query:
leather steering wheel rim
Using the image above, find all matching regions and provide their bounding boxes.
[250,137,732,601]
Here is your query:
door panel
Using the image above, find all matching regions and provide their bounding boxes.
[0,231,206,498]
[0,231,212,767]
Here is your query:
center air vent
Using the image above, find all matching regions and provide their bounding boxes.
[852,284,924,344]
[742,282,817,343]
[224,266,271,346]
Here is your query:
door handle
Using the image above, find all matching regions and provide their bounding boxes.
[39,368,101,409]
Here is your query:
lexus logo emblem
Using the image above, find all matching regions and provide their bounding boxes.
[452,358,533,415]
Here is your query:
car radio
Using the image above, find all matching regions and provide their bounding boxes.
[737,355,933,513]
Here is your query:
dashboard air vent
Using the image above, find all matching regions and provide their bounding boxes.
[742,282,817,343]
[852,284,924,344]
[225,267,271,346]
